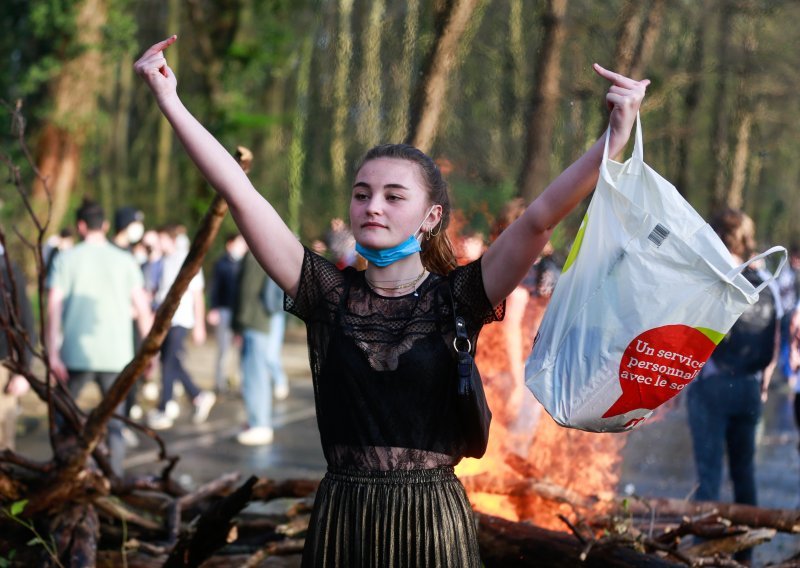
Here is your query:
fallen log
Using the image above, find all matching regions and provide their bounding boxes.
[162,475,258,568]
[624,497,800,534]
[475,512,682,567]
[460,471,596,509]
[683,527,777,557]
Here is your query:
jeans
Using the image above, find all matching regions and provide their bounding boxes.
[687,372,762,505]
[66,370,126,477]
[213,307,236,391]
[240,313,287,428]
[159,326,201,410]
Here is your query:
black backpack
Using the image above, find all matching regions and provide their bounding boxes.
[713,268,777,374]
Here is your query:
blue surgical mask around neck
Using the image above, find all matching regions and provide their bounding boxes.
[355,207,435,267]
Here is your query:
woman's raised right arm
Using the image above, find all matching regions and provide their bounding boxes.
[134,36,304,297]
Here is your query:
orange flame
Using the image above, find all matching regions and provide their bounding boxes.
[456,294,628,530]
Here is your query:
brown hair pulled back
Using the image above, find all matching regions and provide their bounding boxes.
[710,207,756,260]
[355,144,458,275]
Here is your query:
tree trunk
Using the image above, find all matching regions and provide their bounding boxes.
[728,109,753,210]
[355,0,385,148]
[406,0,483,153]
[387,0,421,144]
[155,0,181,223]
[709,3,735,212]
[612,0,644,76]
[675,1,708,198]
[330,0,355,217]
[630,0,665,79]
[517,0,568,201]
[31,0,108,236]
[727,16,758,210]
[288,37,314,235]
[508,0,527,146]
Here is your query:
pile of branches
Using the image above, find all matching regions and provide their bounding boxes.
[462,456,800,567]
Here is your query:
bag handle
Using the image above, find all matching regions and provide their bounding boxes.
[724,245,788,295]
[599,112,644,185]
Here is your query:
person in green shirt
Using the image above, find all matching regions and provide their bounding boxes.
[46,199,153,476]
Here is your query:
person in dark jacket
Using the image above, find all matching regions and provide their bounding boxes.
[207,233,247,394]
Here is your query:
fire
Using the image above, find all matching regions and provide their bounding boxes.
[456,294,628,530]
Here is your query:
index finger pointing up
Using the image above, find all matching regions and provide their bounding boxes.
[592,63,649,89]
[143,35,178,57]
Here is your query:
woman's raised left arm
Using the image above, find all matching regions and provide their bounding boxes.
[481,64,649,307]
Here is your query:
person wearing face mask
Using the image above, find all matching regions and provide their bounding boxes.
[135,35,648,567]
[207,233,247,394]
[113,206,146,252]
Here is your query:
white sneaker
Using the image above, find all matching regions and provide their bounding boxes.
[147,410,174,430]
[236,426,274,446]
[129,404,144,421]
[121,426,140,448]
[142,381,159,401]
[165,400,180,420]
[192,392,216,424]
[274,383,290,401]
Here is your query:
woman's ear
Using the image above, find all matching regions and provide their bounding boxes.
[426,204,443,232]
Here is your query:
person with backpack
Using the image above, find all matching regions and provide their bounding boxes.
[233,250,289,446]
[687,208,780,513]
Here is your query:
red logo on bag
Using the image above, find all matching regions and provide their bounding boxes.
[603,325,716,419]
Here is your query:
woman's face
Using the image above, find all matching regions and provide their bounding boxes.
[350,158,440,250]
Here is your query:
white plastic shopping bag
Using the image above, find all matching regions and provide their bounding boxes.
[525,114,786,433]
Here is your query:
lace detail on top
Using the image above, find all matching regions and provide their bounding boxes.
[286,248,504,470]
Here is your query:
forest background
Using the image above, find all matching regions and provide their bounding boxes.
[2,0,799,272]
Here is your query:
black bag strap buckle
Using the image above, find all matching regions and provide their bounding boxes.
[453,316,472,353]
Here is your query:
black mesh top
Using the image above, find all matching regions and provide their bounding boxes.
[286,248,504,471]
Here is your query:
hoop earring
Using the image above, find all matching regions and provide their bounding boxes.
[429,220,442,238]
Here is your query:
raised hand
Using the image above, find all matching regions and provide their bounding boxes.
[133,35,179,103]
[593,63,650,152]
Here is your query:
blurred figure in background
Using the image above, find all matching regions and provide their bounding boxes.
[112,206,148,430]
[0,243,34,451]
[207,232,247,394]
[46,199,153,476]
[112,206,145,252]
[147,224,215,430]
[233,250,289,446]
[43,227,75,278]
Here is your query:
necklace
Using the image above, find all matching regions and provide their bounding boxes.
[365,269,427,292]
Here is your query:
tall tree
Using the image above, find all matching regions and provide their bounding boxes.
[612,0,644,75]
[355,0,385,148]
[517,0,568,201]
[330,0,354,217]
[406,0,484,153]
[154,0,181,222]
[709,1,735,212]
[675,1,708,199]
[727,14,759,210]
[629,0,665,79]
[31,0,108,235]
[387,0,420,144]
[288,36,314,235]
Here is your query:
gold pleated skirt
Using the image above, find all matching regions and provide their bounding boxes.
[301,466,482,568]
